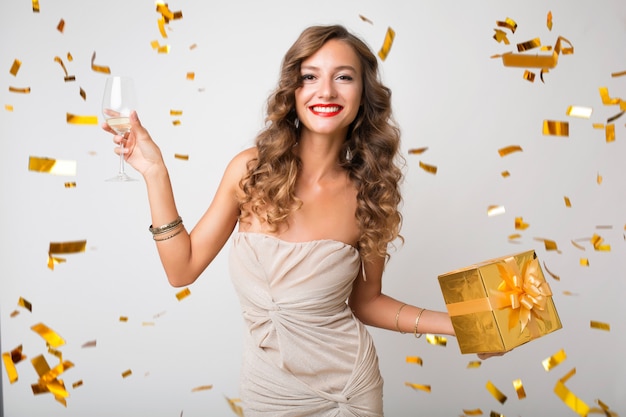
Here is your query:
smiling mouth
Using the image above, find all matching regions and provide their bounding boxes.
[310,105,343,116]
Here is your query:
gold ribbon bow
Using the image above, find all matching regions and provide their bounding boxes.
[491,256,553,334]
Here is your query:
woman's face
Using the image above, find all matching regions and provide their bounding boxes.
[294,39,363,140]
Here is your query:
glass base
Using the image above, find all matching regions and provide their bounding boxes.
[106,172,138,182]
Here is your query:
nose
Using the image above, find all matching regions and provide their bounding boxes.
[317,76,337,99]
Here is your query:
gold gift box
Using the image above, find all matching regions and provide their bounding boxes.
[438,250,562,354]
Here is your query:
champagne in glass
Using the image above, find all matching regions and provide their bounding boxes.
[102,76,138,182]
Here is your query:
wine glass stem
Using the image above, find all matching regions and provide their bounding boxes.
[118,142,126,174]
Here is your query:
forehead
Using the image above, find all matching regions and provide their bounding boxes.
[301,39,361,72]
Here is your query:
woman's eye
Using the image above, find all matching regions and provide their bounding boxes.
[301,74,315,81]
[337,75,353,81]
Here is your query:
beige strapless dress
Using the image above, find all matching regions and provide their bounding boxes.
[229,232,384,416]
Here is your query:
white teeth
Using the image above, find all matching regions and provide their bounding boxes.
[312,106,340,113]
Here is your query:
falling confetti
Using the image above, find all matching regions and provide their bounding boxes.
[176,287,191,301]
[498,145,523,157]
[542,348,566,371]
[590,320,610,331]
[29,156,76,176]
[486,380,507,404]
[377,27,395,61]
[404,382,431,393]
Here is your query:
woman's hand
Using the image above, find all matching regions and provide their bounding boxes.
[477,351,506,360]
[101,110,165,177]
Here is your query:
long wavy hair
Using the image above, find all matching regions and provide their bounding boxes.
[239,24,404,261]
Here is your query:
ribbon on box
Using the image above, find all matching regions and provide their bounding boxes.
[491,256,553,335]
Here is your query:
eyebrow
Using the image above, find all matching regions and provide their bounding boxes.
[300,65,358,73]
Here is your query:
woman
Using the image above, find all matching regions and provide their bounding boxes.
[103,25,458,416]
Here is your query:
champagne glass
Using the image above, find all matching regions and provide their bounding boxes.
[102,76,138,182]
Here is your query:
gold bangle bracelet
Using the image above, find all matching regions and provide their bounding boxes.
[395,303,408,334]
[153,225,184,241]
[149,216,182,235]
[414,308,426,339]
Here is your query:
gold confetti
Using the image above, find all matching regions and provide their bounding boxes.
[156,2,183,22]
[486,381,507,404]
[172,120,181,126]
[534,237,560,252]
[10,310,20,317]
[566,106,593,119]
[49,240,86,255]
[425,334,447,346]
[189,43,197,50]
[513,379,526,399]
[490,413,504,417]
[90,51,111,74]
[554,368,591,416]
[498,145,523,157]
[359,14,373,24]
[563,291,577,296]
[170,109,183,116]
[605,124,615,142]
[508,233,521,240]
[174,154,189,160]
[9,86,31,94]
[590,320,610,331]
[81,340,96,348]
[29,156,77,176]
[598,87,620,105]
[57,19,65,33]
[122,369,132,378]
[597,172,602,184]
[418,161,437,175]
[53,56,75,82]
[580,258,589,266]
[543,261,560,281]
[79,87,86,100]
[487,205,505,217]
[377,27,395,61]
[158,17,168,38]
[493,29,510,45]
[119,316,128,322]
[191,385,213,392]
[10,59,21,76]
[517,37,541,52]
[67,112,98,125]
[542,348,566,371]
[606,111,624,123]
[467,361,481,369]
[5,104,14,111]
[496,17,517,33]
[592,123,604,129]
[462,409,483,416]
[499,36,573,69]
[501,171,510,178]
[515,217,529,230]
[72,380,83,389]
[186,72,195,80]
[176,287,191,301]
[32,0,39,12]
[408,147,428,155]
[543,120,569,136]
[18,296,32,312]
[150,40,171,54]
[404,382,431,392]
[564,196,571,207]
[31,323,65,348]
[611,70,626,77]
[547,11,553,30]
[405,356,423,366]
[226,396,245,417]
[591,233,610,251]
[2,352,19,383]
[523,70,535,82]
[64,181,76,188]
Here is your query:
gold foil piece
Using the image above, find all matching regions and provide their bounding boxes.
[597,172,602,184]
[404,382,431,392]
[64,181,76,188]
[158,17,167,37]
[498,145,522,157]
[513,378,527,399]
[49,240,86,255]
[2,352,19,383]
[142,321,155,326]
[10,59,21,76]
[462,409,483,416]
[82,340,96,348]
[580,258,589,266]
[90,51,111,74]
[566,106,593,119]
[508,233,521,240]
[554,368,591,416]
[122,369,132,378]
[564,196,571,207]
[377,27,395,61]
[611,70,626,77]
[29,156,77,176]
[547,11,553,30]
[591,233,610,251]
[543,262,560,281]
[67,112,98,125]
[31,0,39,11]
[605,124,615,142]
[31,323,65,348]
[226,396,245,417]
[501,171,510,178]
[150,40,171,54]
[57,19,65,32]
[189,43,197,50]
[542,348,566,371]
[5,104,14,111]
[590,320,610,331]
[598,87,620,105]
[405,356,423,366]
[523,70,535,82]
[486,380,507,404]
[176,287,191,301]
[79,87,86,100]
[186,72,195,80]
[18,296,32,311]
[592,123,604,129]
[191,385,213,392]
[496,17,517,33]
[467,361,481,368]
[172,120,181,126]
[170,109,183,116]
[408,147,428,155]
[119,316,128,322]
[425,334,447,346]
[418,161,437,175]
[9,86,31,93]
[54,56,75,82]
[487,205,505,217]
[156,2,183,22]
[359,14,373,24]
[543,120,569,136]
[534,237,559,252]
[174,154,189,160]
[493,29,510,45]
[515,217,529,230]
[517,38,541,52]
[72,380,83,389]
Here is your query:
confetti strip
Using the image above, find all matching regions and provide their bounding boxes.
[29,156,77,176]
[64,182,76,188]
[48,240,86,270]
[122,369,132,378]
[150,40,171,54]
[493,29,510,45]
[72,380,83,389]
[81,340,97,348]
[425,334,447,346]
[5,104,14,111]
[467,361,481,369]
[606,111,624,123]
[18,296,32,312]
[597,172,602,185]
[359,14,373,24]
[543,120,569,136]
[418,161,437,174]
[226,396,245,417]
[543,261,560,281]
[497,145,522,157]
[119,316,128,322]
[90,51,111,74]
[9,86,31,94]
[513,379,527,400]
[564,196,571,207]
[566,106,593,119]
[487,205,505,217]
[408,147,428,155]
[462,409,483,416]
[523,70,535,82]
[405,356,423,366]
[542,348,566,371]
[53,56,75,82]
[501,171,510,178]
[580,258,589,266]
[66,112,98,125]
[553,368,590,416]
[10,59,21,76]
[514,217,529,230]
[486,381,507,404]
[496,17,517,33]
[57,19,65,33]
[32,0,40,12]
[516,38,541,52]
[508,233,521,240]
[591,233,610,251]
[377,27,395,61]
[191,385,213,392]
[611,70,626,77]
[534,237,560,252]
[176,287,191,301]
[2,352,19,383]
[590,320,610,331]
[174,154,189,160]
[31,323,66,348]
[79,87,86,100]
[605,124,615,142]
[186,72,195,80]
[404,382,431,392]
[547,11,553,30]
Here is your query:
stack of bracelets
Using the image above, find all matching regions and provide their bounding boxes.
[148,216,184,241]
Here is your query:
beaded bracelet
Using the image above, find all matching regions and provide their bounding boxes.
[413,308,426,339]
[394,303,408,334]
[153,224,184,241]
[149,216,182,235]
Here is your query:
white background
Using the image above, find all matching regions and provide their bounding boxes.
[1,0,625,416]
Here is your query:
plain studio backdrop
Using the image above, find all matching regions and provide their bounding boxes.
[1,0,625,416]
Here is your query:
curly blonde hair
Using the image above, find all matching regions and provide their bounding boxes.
[239,25,404,261]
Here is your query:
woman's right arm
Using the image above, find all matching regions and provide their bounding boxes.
[104,111,250,287]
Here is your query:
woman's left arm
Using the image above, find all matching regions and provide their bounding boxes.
[348,255,455,336]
